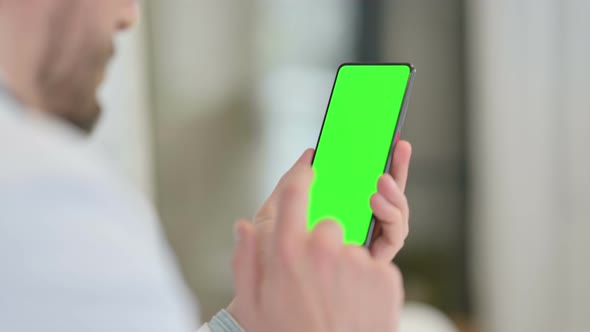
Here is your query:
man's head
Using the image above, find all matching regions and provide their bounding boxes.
[0,0,138,132]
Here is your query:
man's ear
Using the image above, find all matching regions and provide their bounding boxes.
[116,0,140,31]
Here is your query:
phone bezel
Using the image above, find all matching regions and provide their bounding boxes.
[310,62,417,248]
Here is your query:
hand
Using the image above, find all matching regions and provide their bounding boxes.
[253,141,412,264]
[228,160,404,332]
[369,140,412,261]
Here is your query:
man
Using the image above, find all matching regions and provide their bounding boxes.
[0,1,413,331]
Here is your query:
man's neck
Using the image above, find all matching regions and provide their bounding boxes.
[0,68,26,111]
[0,63,47,114]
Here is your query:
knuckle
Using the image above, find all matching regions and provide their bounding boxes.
[279,167,313,191]
[396,240,405,254]
[393,206,404,222]
[402,193,409,208]
[254,205,271,222]
[370,193,381,208]
[382,207,403,226]
[280,181,304,202]
[277,170,292,188]
[401,196,410,217]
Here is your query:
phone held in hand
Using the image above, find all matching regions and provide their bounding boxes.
[308,63,416,246]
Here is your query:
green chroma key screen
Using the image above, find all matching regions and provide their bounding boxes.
[308,63,413,245]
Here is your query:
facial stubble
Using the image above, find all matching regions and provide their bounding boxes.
[36,0,113,133]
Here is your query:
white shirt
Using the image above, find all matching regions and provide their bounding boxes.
[0,88,202,331]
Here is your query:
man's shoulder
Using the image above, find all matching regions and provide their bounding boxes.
[0,107,158,226]
[0,108,119,187]
[0,108,200,332]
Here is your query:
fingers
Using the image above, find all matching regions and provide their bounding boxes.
[375,174,409,235]
[274,156,315,259]
[389,140,412,192]
[254,149,315,222]
[273,149,316,193]
[369,140,412,261]
[232,220,259,306]
[310,219,344,247]
[308,220,344,267]
[369,192,407,261]
[377,174,409,218]
[298,148,316,166]
[369,174,410,260]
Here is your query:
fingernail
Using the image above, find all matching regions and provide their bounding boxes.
[298,149,315,164]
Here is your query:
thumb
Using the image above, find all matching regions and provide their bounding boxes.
[274,154,316,252]
[231,220,259,307]
[255,148,315,222]
[264,149,315,204]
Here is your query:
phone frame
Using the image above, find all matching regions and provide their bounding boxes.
[310,62,417,247]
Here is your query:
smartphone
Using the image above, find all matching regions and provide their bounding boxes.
[308,63,416,246]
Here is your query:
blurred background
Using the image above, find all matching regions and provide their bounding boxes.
[92,1,590,331]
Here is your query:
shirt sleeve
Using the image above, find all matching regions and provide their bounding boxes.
[199,309,244,332]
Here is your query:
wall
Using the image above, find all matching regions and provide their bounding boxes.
[92,17,154,197]
[466,1,590,331]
